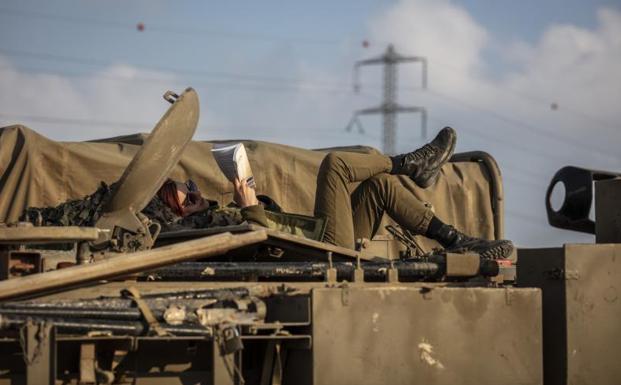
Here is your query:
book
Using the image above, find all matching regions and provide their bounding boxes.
[211,143,256,188]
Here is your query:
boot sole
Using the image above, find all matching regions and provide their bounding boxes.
[446,239,514,260]
[478,241,514,260]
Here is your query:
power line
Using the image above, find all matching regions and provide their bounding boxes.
[0,110,547,182]
[426,89,619,161]
[2,5,616,135]
[0,113,152,130]
[505,208,548,227]
[504,174,546,190]
[0,63,377,96]
[425,115,570,165]
[0,112,381,141]
[1,47,618,161]
[0,47,388,96]
[0,47,358,90]
[423,60,620,132]
[0,46,614,141]
[0,63,607,165]
[0,7,343,46]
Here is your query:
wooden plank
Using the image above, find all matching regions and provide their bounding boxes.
[157,224,364,260]
[0,230,267,301]
[0,226,100,244]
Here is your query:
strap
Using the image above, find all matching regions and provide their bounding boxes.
[122,286,169,337]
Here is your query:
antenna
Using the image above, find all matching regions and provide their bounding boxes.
[351,44,427,155]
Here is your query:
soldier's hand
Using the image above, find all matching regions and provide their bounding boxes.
[234,177,259,208]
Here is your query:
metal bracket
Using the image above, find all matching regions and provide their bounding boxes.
[79,343,97,384]
[163,90,180,104]
[353,255,364,283]
[325,252,337,283]
[0,250,43,280]
[387,260,399,283]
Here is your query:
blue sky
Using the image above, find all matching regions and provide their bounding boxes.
[0,0,620,246]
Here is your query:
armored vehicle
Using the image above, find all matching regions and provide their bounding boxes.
[0,89,618,385]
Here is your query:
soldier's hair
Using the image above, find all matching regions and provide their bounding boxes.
[158,179,184,216]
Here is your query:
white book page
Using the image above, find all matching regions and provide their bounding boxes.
[211,143,255,187]
[233,144,255,187]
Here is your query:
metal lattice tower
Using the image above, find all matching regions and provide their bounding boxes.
[350,45,427,155]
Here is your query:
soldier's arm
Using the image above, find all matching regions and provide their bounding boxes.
[240,205,269,227]
[234,177,269,227]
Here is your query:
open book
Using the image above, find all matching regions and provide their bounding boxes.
[211,143,256,188]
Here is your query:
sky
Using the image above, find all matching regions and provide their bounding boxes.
[0,0,620,247]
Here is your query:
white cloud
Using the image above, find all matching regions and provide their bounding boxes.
[369,0,488,94]
[503,8,621,125]
[0,57,174,140]
[368,0,621,155]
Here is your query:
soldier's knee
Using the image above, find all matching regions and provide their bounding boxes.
[364,173,393,195]
[319,152,346,174]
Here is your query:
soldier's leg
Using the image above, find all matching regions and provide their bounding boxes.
[314,128,456,248]
[314,152,393,248]
[351,173,514,260]
[351,173,433,241]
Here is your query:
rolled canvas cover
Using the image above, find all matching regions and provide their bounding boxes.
[0,125,496,240]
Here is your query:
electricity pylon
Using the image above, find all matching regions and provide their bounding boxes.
[349,44,427,155]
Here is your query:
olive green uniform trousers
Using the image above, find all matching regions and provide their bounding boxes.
[314,152,434,249]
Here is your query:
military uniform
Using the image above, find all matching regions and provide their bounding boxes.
[314,152,433,249]
[21,183,268,232]
[21,151,434,250]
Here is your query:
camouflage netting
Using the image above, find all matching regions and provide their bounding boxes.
[0,125,497,240]
[20,181,247,233]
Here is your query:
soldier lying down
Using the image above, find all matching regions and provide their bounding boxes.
[23,127,513,259]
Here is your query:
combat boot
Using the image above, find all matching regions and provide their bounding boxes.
[434,224,514,260]
[391,126,456,188]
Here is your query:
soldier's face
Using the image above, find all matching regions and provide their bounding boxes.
[174,182,189,207]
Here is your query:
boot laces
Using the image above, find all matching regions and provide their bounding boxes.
[410,143,437,161]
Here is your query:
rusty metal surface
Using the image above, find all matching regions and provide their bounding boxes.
[311,286,542,385]
[0,281,541,385]
[0,250,43,280]
[565,244,621,385]
[595,178,621,243]
[518,244,621,385]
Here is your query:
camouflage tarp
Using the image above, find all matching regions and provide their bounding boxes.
[0,125,497,240]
